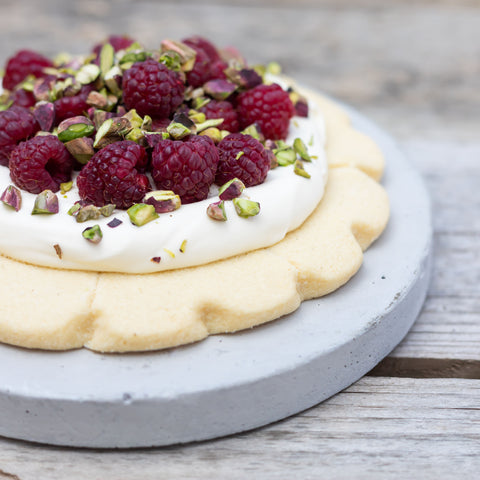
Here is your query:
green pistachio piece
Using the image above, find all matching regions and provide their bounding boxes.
[275,148,297,166]
[218,178,245,201]
[32,190,59,215]
[58,123,95,143]
[82,224,103,244]
[125,127,145,144]
[99,43,115,77]
[60,181,73,194]
[233,198,260,218]
[144,191,181,213]
[179,239,187,253]
[99,204,116,217]
[68,204,81,216]
[206,201,227,221]
[266,61,282,75]
[142,115,153,131]
[195,118,224,133]
[192,97,210,109]
[75,64,100,85]
[294,159,311,179]
[167,122,192,140]
[293,137,312,162]
[123,109,143,129]
[76,205,101,223]
[127,203,159,226]
[0,185,22,211]
[241,124,262,140]
[104,66,123,96]
[188,111,206,124]
[199,127,222,143]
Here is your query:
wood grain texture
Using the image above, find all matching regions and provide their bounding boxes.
[0,378,479,479]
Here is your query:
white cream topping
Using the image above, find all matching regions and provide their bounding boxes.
[0,94,328,273]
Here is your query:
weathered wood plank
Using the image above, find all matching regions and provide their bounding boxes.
[0,377,478,479]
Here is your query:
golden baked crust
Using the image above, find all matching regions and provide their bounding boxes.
[0,93,389,352]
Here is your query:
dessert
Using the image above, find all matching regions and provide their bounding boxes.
[0,36,388,352]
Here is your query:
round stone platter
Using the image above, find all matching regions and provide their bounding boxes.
[0,101,432,448]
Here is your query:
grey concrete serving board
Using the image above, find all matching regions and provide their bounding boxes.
[0,103,432,448]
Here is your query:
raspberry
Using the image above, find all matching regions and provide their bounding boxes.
[236,83,295,140]
[183,36,221,63]
[9,135,74,194]
[199,100,239,132]
[215,133,270,187]
[54,85,93,124]
[92,35,136,56]
[152,135,219,204]
[185,46,212,88]
[2,50,53,91]
[0,106,39,167]
[122,59,185,118]
[77,141,150,209]
[10,88,36,108]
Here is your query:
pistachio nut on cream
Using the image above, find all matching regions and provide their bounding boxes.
[0,98,328,273]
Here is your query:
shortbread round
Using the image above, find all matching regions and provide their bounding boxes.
[0,92,389,352]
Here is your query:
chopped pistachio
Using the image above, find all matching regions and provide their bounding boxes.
[167,122,192,140]
[60,181,73,194]
[142,115,152,131]
[104,65,123,96]
[195,118,224,133]
[58,123,95,143]
[235,151,244,161]
[163,247,175,258]
[188,111,206,124]
[1,185,22,211]
[275,148,297,166]
[53,244,62,259]
[151,256,161,264]
[192,97,210,109]
[125,127,145,144]
[67,203,81,216]
[160,39,197,72]
[241,124,262,141]
[123,109,143,129]
[86,90,109,109]
[225,67,262,89]
[293,137,311,161]
[99,204,116,217]
[144,190,181,214]
[75,64,100,85]
[199,127,222,143]
[203,79,237,100]
[99,43,114,77]
[93,117,131,148]
[179,239,187,253]
[76,205,101,223]
[127,203,159,226]
[65,137,95,165]
[294,159,311,179]
[82,224,103,244]
[206,201,227,221]
[266,61,282,75]
[233,198,260,218]
[218,178,245,201]
[32,190,59,215]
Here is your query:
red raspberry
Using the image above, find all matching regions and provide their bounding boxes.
[54,85,93,124]
[9,135,74,194]
[77,141,150,209]
[199,100,239,133]
[10,88,36,108]
[183,36,221,63]
[92,35,136,56]
[236,83,294,140]
[2,50,53,91]
[122,59,185,118]
[152,135,219,204]
[215,133,270,187]
[0,106,39,167]
[185,47,212,88]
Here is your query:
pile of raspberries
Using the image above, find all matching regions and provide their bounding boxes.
[0,35,307,209]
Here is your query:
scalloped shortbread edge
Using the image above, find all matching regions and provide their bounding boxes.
[0,93,389,352]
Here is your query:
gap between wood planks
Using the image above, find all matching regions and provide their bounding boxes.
[368,357,480,379]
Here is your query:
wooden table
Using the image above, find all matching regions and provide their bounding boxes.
[0,1,479,478]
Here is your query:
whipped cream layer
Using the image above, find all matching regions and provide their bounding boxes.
[0,97,328,273]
